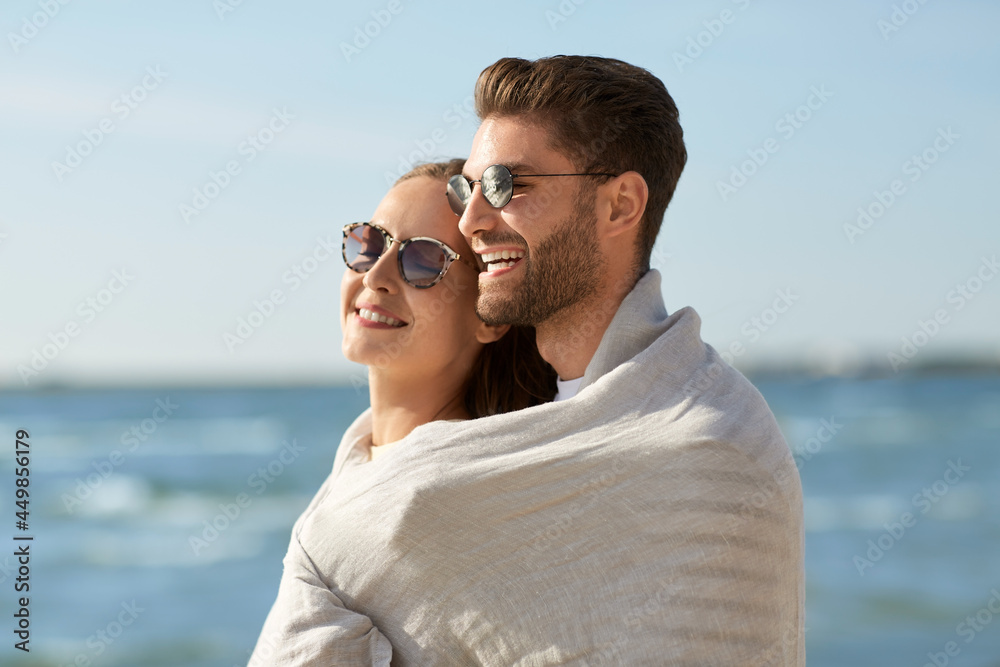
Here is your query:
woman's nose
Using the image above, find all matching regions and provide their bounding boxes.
[361,242,400,293]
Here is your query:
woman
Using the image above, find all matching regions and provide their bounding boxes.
[250,160,555,664]
[339,159,555,460]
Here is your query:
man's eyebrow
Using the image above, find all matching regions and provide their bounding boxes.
[506,162,534,175]
[462,162,536,180]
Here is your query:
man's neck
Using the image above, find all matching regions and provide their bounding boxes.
[535,268,643,380]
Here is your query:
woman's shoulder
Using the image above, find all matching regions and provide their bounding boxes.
[289,409,374,537]
[331,408,375,475]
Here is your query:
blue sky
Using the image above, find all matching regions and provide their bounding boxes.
[1,0,997,387]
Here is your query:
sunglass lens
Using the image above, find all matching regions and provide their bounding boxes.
[482,165,513,208]
[446,175,471,216]
[344,224,385,272]
[400,240,448,287]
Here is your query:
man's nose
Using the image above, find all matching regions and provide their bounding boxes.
[458,183,500,242]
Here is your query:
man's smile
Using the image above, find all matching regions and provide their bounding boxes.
[477,248,526,275]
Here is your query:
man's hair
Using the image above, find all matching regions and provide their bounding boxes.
[393,159,557,416]
[474,55,687,271]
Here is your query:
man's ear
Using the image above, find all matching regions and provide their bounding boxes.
[475,321,510,344]
[597,171,648,239]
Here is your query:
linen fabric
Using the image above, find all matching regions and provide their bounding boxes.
[251,269,805,666]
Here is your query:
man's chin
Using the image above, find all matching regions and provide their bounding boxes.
[475,291,532,328]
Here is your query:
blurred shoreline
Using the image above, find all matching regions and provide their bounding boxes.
[3,355,999,393]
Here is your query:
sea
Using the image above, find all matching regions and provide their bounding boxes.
[0,373,998,666]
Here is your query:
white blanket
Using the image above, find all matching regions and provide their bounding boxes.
[251,269,805,666]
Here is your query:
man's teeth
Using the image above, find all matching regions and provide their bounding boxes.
[358,308,403,327]
[481,250,525,262]
[481,249,525,271]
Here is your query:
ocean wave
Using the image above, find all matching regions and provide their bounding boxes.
[804,485,985,532]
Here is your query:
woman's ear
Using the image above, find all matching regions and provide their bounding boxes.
[476,321,510,344]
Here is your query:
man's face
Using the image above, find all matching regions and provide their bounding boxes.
[458,115,605,327]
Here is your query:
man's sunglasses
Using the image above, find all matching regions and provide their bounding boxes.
[342,222,463,289]
[446,164,617,216]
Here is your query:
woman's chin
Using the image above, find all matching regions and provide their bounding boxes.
[341,340,366,366]
[342,341,395,371]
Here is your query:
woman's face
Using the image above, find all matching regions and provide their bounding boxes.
[341,176,495,377]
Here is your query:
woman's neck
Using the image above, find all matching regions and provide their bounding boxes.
[368,370,470,447]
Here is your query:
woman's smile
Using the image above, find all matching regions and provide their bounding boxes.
[354,302,407,328]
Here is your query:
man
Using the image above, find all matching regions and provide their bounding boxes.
[451,56,684,393]
[252,56,803,666]
[448,55,805,663]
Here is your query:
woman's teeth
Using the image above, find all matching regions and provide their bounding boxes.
[480,249,525,271]
[358,308,403,327]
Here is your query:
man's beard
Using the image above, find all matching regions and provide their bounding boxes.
[476,194,605,327]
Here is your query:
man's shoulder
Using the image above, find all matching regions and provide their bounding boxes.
[605,315,793,476]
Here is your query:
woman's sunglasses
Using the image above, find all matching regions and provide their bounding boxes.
[342,222,462,289]
[446,164,617,216]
